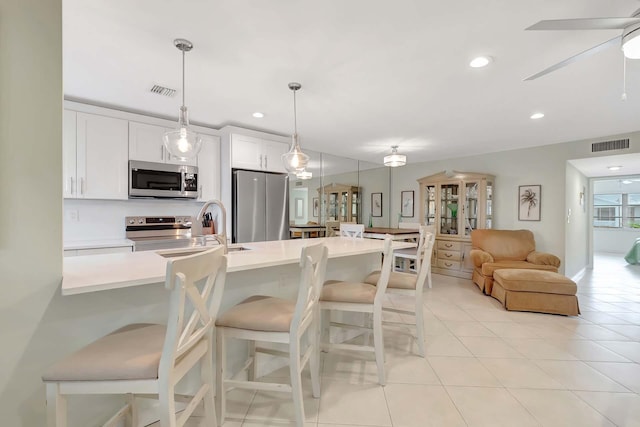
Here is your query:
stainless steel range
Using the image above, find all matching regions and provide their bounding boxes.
[126,216,203,251]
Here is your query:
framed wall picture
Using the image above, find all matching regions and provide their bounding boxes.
[401,190,414,217]
[372,192,383,217]
[313,197,319,217]
[518,185,541,221]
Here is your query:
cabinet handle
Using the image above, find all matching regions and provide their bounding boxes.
[68,177,74,195]
[264,155,267,169]
[445,262,453,267]
[445,253,452,258]
[445,243,453,248]
[79,177,85,195]
[259,154,263,169]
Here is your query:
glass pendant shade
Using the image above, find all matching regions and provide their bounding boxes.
[163,106,202,161]
[163,38,201,161]
[282,82,309,173]
[283,134,309,173]
[384,146,406,167]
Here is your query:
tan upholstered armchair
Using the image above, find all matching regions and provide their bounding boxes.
[470,229,560,294]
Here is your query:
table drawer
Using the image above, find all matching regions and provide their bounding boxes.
[438,250,462,261]
[437,259,461,270]
[437,240,462,251]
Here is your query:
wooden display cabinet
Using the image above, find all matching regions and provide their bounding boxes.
[417,171,494,278]
[318,183,361,223]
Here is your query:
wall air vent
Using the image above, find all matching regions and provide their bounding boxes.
[149,84,176,97]
[591,139,630,153]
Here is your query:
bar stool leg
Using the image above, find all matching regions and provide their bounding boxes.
[289,337,305,427]
[201,333,217,426]
[415,296,426,357]
[46,383,67,427]
[372,309,386,386]
[216,329,227,426]
[309,311,321,398]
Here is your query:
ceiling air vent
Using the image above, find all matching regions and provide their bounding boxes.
[591,139,630,153]
[149,84,176,97]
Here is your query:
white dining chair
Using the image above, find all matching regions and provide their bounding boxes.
[215,242,328,427]
[319,237,393,385]
[339,223,364,238]
[42,246,228,427]
[365,232,435,357]
[393,225,426,273]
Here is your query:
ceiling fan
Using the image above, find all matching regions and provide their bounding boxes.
[524,8,640,80]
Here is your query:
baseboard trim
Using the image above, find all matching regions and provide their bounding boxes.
[571,267,587,283]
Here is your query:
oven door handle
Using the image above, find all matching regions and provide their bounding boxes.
[181,170,185,194]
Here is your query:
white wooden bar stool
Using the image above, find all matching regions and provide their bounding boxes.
[365,232,435,357]
[42,246,228,427]
[215,242,328,427]
[319,237,393,385]
[339,223,364,238]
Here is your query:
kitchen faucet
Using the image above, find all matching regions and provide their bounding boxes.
[194,200,228,254]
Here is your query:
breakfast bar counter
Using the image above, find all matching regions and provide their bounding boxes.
[62,237,413,295]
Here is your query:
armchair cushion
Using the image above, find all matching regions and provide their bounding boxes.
[480,261,558,277]
[470,249,493,267]
[526,251,561,267]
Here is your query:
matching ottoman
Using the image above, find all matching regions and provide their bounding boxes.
[492,269,580,316]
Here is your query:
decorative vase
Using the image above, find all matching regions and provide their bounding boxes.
[448,203,458,219]
[368,213,373,228]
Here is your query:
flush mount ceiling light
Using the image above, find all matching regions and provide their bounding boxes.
[282,82,309,173]
[622,179,633,184]
[384,145,407,167]
[608,166,623,171]
[530,112,545,119]
[296,169,312,180]
[252,112,265,118]
[469,56,492,68]
[163,38,202,161]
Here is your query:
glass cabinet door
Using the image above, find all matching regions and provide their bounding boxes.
[424,185,436,226]
[465,181,479,236]
[340,191,348,221]
[352,191,360,221]
[440,183,460,235]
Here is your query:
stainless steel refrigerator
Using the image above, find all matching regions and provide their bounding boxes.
[232,169,289,243]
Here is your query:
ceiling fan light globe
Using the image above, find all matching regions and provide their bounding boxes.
[622,24,640,59]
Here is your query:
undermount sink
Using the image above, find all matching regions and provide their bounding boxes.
[156,245,251,258]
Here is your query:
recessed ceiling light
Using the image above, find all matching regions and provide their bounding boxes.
[530,113,545,120]
[469,56,492,68]
[622,180,633,184]
[252,112,264,118]
[608,166,623,171]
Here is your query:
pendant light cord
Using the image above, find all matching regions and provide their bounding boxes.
[622,55,628,101]
[293,88,297,134]
[182,49,186,107]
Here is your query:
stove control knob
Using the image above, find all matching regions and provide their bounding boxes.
[138,219,144,224]
[128,219,134,225]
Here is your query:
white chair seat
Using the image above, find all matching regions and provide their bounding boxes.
[42,324,165,382]
[365,271,417,290]
[216,295,294,332]
[321,281,377,304]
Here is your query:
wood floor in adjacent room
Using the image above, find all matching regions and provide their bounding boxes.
[159,252,640,427]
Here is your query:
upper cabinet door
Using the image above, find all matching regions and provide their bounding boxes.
[62,110,77,198]
[262,139,288,173]
[76,112,129,200]
[231,134,262,170]
[197,133,221,201]
[129,121,197,167]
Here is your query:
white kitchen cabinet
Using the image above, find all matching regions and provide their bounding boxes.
[197,133,221,201]
[128,121,198,167]
[231,133,289,173]
[64,111,129,200]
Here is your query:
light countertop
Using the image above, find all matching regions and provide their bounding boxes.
[64,238,134,250]
[62,237,414,296]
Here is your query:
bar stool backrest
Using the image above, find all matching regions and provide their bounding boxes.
[340,223,364,238]
[290,242,329,334]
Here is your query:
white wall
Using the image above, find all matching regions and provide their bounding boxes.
[565,163,589,278]
[389,132,640,274]
[0,0,63,424]
[594,228,639,254]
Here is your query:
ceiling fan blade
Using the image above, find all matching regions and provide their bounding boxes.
[527,18,640,31]
[524,35,622,81]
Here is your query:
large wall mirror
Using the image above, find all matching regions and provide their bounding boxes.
[358,161,390,228]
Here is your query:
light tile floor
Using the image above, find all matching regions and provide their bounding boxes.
[169,252,640,427]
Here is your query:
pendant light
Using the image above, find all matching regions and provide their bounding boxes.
[163,38,202,161]
[384,145,406,167]
[282,82,309,173]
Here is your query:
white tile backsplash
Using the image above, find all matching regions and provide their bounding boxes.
[63,199,204,241]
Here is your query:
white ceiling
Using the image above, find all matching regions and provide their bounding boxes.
[570,153,640,177]
[63,0,640,165]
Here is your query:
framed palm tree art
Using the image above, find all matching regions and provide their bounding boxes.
[518,185,541,221]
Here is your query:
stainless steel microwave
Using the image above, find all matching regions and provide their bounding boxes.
[129,160,198,199]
